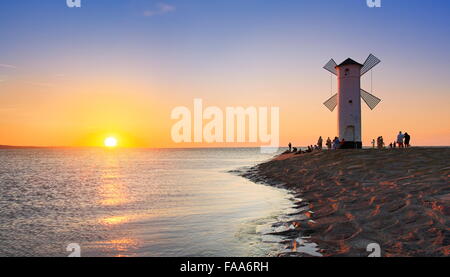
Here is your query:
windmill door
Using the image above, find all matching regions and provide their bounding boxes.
[344,125,355,142]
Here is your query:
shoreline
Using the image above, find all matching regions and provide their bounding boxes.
[243,147,449,257]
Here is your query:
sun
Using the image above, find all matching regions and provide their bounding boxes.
[104,137,118,148]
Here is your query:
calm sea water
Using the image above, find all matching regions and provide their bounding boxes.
[0,148,297,257]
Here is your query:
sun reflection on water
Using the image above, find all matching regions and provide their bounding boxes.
[94,238,140,257]
[100,215,131,225]
[99,182,130,206]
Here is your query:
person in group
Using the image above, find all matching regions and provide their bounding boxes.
[332,137,340,150]
[376,136,384,149]
[397,131,404,148]
[340,139,346,148]
[317,136,323,150]
[393,141,397,148]
[288,142,292,152]
[372,139,376,149]
[389,142,393,148]
[292,147,297,152]
[326,137,332,149]
[404,132,411,147]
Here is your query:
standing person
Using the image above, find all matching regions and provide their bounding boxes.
[326,137,332,149]
[288,142,292,152]
[404,132,411,147]
[397,131,404,148]
[317,136,323,150]
[333,137,340,150]
[340,138,346,148]
[372,139,376,149]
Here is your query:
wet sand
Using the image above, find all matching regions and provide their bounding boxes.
[243,148,449,257]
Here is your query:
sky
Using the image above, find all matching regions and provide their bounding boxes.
[0,0,449,147]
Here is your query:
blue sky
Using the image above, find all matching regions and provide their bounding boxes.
[1,0,449,78]
[1,0,449,74]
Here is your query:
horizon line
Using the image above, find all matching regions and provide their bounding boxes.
[1,145,450,150]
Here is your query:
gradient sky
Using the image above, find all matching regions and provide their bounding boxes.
[0,0,449,147]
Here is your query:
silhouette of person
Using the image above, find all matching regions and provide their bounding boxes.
[404,132,411,147]
[397,131,404,148]
[326,137,332,149]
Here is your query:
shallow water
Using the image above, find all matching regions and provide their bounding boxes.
[0,148,298,257]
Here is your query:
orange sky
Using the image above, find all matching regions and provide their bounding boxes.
[0,69,449,148]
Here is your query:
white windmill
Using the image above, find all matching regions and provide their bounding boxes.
[323,54,382,149]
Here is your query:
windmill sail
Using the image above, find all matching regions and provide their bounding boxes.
[360,89,381,110]
[360,54,381,76]
[323,59,337,75]
[323,93,338,112]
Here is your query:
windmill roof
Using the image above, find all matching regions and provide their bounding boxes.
[336,58,363,67]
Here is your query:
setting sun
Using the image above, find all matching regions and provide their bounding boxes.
[104,137,118,148]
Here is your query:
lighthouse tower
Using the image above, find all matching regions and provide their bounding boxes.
[337,58,363,148]
[323,54,382,149]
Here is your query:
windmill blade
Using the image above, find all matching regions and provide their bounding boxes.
[323,59,337,75]
[360,54,381,76]
[361,89,381,110]
[323,93,338,112]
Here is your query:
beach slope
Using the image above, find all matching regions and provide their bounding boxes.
[245,148,449,256]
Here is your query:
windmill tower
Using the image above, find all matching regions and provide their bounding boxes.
[323,54,382,149]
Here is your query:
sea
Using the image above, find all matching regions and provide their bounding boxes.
[0,148,307,257]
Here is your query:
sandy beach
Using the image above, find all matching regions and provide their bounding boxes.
[243,148,449,257]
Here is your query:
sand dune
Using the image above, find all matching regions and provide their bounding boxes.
[244,148,449,257]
